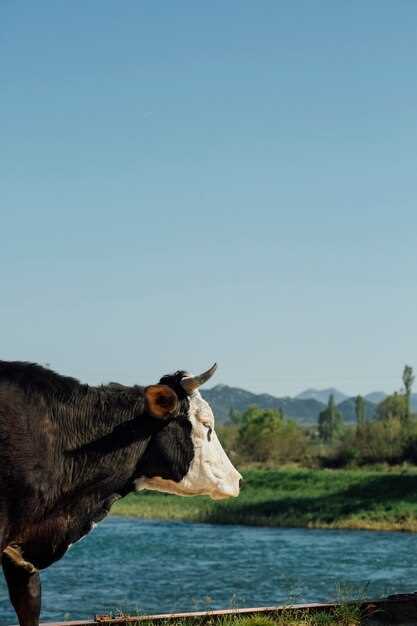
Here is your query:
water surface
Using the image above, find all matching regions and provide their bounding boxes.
[1,518,417,624]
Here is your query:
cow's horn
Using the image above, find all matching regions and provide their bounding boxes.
[181,363,218,394]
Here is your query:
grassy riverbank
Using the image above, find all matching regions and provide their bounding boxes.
[111,467,417,532]
[139,611,362,626]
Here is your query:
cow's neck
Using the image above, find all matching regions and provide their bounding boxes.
[49,386,157,503]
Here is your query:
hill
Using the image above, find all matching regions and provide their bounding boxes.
[365,391,387,404]
[336,397,377,423]
[202,384,381,426]
[296,387,348,405]
[202,384,325,425]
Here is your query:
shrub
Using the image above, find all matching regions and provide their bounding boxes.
[359,418,405,464]
[234,406,308,465]
[322,418,413,467]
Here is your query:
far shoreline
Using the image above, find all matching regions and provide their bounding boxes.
[109,512,417,534]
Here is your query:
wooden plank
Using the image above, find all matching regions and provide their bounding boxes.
[93,602,344,623]
[15,593,417,626]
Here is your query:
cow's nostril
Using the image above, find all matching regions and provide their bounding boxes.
[239,478,245,489]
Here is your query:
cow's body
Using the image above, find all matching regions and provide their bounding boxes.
[0,360,240,626]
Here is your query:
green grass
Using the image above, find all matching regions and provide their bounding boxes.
[140,614,360,626]
[111,467,417,532]
[109,605,367,626]
[107,610,363,626]
[225,610,362,626]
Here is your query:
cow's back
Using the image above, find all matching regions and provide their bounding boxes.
[0,361,80,499]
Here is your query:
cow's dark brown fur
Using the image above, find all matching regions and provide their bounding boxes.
[0,361,194,626]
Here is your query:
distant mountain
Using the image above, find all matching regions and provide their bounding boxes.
[200,383,417,426]
[336,397,377,423]
[364,391,387,404]
[296,387,349,405]
[202,384,325,425]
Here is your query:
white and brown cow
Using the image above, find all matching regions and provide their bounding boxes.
[0,360,241,626]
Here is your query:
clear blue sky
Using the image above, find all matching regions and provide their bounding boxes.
[1,2,416,397]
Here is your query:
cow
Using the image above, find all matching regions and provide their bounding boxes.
[0,360,241,626]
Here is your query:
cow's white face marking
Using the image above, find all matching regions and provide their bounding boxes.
[135,390,241,500]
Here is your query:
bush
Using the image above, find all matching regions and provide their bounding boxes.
[322,418,413,467]
[359,418,405,464]
[321,429,361,468]
[233,406,309,465]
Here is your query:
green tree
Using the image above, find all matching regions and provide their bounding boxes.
[318,394,343,443]
[235,406,307,464]
[236,406,283,462]
[355,395,366,429]
[376,392,407,422]
[402,365,415,423]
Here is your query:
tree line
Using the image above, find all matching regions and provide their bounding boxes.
[218,364,417,468]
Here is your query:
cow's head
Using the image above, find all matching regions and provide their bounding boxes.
[135,364,241,500]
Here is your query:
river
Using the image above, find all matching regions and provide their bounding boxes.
[1,518,417,624]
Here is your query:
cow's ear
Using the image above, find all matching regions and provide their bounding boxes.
[144,385,179,419]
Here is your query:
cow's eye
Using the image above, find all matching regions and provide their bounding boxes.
[203,424,213,441]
